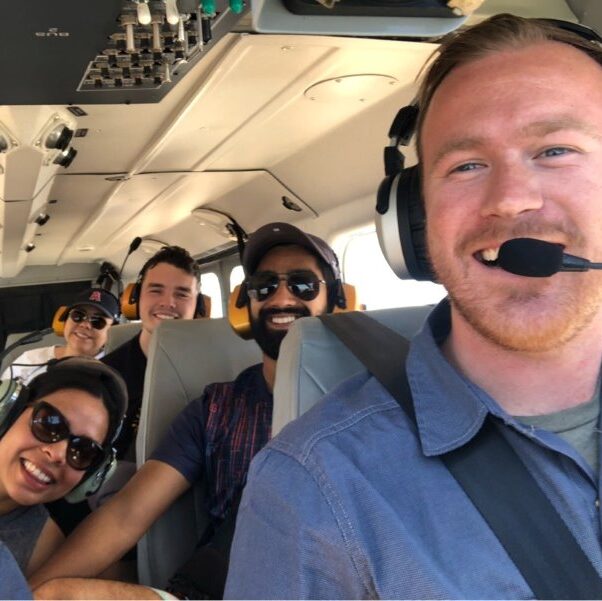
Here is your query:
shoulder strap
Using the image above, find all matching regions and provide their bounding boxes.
[319,311,602,600]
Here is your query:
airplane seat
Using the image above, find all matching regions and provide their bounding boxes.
[104,322,142,355]
[272,305,432,436]
[135,317,261,589]
[0,331,64,376]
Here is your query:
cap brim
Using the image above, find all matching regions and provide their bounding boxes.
[70,302,114,320]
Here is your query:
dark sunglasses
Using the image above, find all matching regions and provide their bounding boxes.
[68,309,110,330]
[246,270,325,302]
[30,402,105,471]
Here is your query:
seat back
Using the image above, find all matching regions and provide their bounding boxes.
[104,322,142,355]
[273,305,432,436]
[136,317,261,588]
[1,331,64,376]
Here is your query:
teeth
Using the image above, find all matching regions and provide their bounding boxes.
[272,315,296,325]
[481,247,499,262]
[23,459,51,484]
[155,314,176,319]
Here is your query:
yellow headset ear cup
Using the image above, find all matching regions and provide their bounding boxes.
[52,306,68,336]
[333,283,360,313]
[121,283,139,320]
[228,285,252,339]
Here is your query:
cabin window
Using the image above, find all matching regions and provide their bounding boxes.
[333,227,445,310]
[200,272,223,318]
[229,265,245,292]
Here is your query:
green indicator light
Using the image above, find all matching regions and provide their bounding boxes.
[201,0,216,15]
[230,0,244,14]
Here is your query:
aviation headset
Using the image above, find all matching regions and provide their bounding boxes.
[0,357,128,504]
[228,223,348,339]
[374,18,602,284]
[122,246,207,320]
[375,102,434,282]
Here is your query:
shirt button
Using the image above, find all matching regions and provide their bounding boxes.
[595,499,600,509]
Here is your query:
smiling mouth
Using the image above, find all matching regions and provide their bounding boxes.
[271,315,297,325]
[21,458,54,485]
[73,331,92,340]
[474,247,500,268]
[153,312,178,320]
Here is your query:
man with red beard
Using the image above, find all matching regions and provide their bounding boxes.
[224,15,602,600]
[30,223,343,599]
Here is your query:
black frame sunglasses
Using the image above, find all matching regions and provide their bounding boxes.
[68,308,110,331]
[246,270,325,303]
[30,401,106,471]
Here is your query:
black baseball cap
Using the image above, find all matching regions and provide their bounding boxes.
[27,357,128,446]
[242,222,341,280]
[67,288,120,322]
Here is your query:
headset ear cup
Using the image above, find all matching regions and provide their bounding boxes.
[333,280,347,310]
[64,450,116,504]
[195,293,208,318]
[121,283,139,320]
[0,381,28,439]
[376,166,434,281]
[228,285,252,339]
[398,166,433,281]
[53,306,69,337]
[235,282,249,309]
[376,174,395,216]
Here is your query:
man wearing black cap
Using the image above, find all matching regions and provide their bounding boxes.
[2,288,120,384]
[31,222,344,600]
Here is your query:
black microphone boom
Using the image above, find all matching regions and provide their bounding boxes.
[498,238,602,277]
[117,237,143,297]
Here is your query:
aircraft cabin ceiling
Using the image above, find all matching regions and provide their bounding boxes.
[0,0,590,284]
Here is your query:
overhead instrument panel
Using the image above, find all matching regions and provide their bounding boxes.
[0,0,249,105]
[251,0,481,36]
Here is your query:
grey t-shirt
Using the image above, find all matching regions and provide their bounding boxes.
[0,504,47,572]
[0,541,31,599]
[516,378,601,474]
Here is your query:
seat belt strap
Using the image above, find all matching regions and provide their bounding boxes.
[319,311,602,600]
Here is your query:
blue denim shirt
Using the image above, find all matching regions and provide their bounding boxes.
[225,301,602,600]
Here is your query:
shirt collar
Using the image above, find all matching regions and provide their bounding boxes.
[407,299,515,456]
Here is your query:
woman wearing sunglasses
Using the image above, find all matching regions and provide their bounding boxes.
[3,288,120,384]
[0,357,127,580]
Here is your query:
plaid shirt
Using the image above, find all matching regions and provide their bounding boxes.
[152,363,272,522]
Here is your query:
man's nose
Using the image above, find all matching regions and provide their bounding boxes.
[480,161,544,219]
[268,278,297,306]
[159,291,177,308]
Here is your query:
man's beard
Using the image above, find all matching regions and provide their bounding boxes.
[428,218,602,352]
[251,306,311,360]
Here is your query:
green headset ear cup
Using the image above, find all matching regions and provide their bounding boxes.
[63,450,116,504]
[0,380,28,439]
